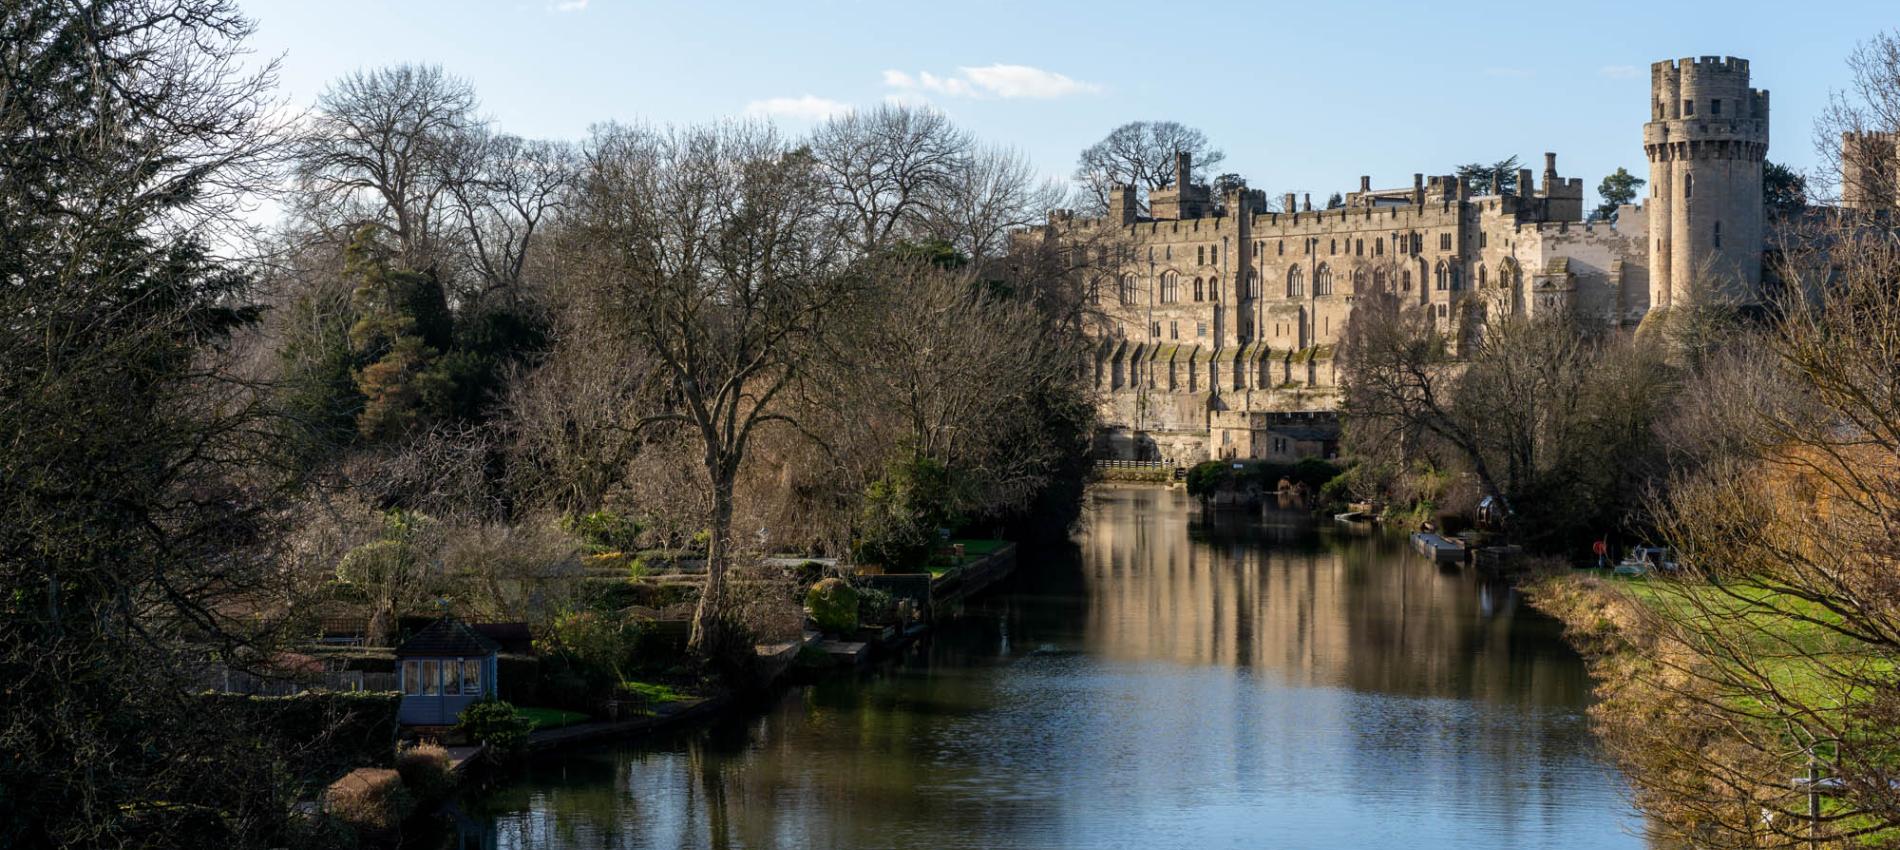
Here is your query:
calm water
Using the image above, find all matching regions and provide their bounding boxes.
[463,487,1646,849]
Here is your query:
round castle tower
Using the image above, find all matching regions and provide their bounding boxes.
[1644,56,1769,309]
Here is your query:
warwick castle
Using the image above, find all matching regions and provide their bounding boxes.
[1039,56,1774,464]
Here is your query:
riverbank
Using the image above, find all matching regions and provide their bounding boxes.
[449,486,1640,849]
[421,541,1024,837]
[1523,568,1890,846]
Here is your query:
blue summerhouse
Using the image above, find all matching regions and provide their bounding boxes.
[395,616,499,725]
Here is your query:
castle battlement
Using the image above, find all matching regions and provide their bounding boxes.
[1058,53,1770,464]
[1654,55,1750,75]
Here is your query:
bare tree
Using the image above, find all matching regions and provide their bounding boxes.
[809,104,970,253]
[1341,293,1676,542]
[568,122,852,658]
[295,64,480,266]
[445,130,575,308]
[500,316,648,514]
[922,144,1068,264]
[1813,30,1900,207]
[1072,120,1225,214]
[1562,220,1900,849]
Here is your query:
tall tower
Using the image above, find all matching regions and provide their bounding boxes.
[1644,56,1769,309]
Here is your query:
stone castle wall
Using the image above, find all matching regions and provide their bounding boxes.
[1049,54,1767,463]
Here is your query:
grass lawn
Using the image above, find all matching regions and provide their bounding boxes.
[1607,575,1890,712]
[515,706,589,731]
[927,538,1008,576]
[618,680,687,705]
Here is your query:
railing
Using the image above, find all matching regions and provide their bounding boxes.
[211,669,398,696]
[1094,459,1175,469]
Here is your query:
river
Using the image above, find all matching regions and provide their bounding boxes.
[460,486,1646,849]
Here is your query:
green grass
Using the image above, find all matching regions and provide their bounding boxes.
[618,680,687,705]
[514,706,589,731]
[1610,576,1892,712]
[951,538,1007,556]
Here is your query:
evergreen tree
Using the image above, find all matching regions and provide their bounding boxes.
[345,227,457,439]
[0,2,324,845]
[1594,167,1646,221]
[1762,160,1808,219]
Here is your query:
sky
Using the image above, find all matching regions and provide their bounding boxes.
[240,0,1887,206]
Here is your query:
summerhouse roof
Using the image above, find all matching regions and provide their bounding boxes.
[395,616,500,658]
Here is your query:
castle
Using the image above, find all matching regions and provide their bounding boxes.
[1034,56,1772,464]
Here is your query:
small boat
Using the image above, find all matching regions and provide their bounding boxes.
[1410,531,1465,565]
[1613,546,1679,576]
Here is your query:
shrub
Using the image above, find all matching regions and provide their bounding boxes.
[854,455,964,569]
[1290,457,1343,491]
[1184,461,1228,497]
[856,586,896,625]
[325,768,410,835]
[335,538,414,587]
[455,699,532,754]
[805,578,859,634]
[534,608,645,685]
[561,510,642,554]
[394,742,453,806]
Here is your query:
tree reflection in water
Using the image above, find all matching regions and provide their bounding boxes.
[457,487,1647,850]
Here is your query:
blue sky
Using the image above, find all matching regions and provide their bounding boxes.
[242,0,1885,204]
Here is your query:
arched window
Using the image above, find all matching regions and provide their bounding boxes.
[1197,246,1205,265]
[1434,262,1447,291]
[1119,274,1136,306]
[1373,269,1386,292]
[1352,269,1366,294]
[1160,272,1179,304]
[1403,269,1413,291]
[1315,264,1333,296]
[1088,280,1101,304]
[1684,172,1693,200]
[1193,277,1204,302]
[1375,238,1385,256]
[1478,265,1488,289]
[1287,265,1304,298]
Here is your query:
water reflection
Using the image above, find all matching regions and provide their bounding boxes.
[461,487,1643,849]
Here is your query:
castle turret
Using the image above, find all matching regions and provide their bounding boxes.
[1841,131,1898,211]
[1108,183,1139,225]
[1147,151,1210,220]
[1644,56,1769,308]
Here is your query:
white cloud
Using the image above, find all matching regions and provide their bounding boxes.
[882,91,933,109]
[550,0,588,11]
[882,63,1101,100]
[962,64,1100,98]
[1599,65,1642,79]
[743,94,851,122]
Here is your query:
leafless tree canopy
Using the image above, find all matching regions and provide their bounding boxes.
[1814,30,1900,206]
[1071,120,1226,214]
[567,122,853,655]
[295,64,481,265]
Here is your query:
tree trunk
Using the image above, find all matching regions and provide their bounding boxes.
[688,477,735,657]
